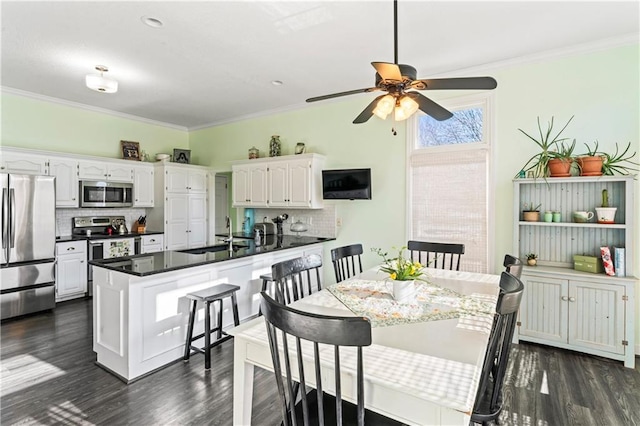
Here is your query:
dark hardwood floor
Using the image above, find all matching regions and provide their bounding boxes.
[1,298,639,425]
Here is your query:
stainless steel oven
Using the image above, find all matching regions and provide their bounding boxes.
[80,180,133,208]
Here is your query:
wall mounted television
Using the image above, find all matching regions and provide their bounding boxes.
[322,168,372,200]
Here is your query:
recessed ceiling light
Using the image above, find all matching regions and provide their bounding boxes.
[141,16,164,28]
[271,80,283,86]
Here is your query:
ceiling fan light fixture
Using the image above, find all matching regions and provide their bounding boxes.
[373,94,395,119]
[393,95,419,121]
[85,65,118,93]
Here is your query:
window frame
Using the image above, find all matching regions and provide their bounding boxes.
[405,92,496,273]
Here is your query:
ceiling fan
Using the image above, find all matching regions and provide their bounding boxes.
[305,0,497,124]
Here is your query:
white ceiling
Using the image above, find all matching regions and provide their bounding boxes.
[2,1,638,130]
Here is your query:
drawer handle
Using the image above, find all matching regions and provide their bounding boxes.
[67,247,75,251]
[150,239,155,242]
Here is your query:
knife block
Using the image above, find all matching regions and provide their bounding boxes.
[134,221,146,233]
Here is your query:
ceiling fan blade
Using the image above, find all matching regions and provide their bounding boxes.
[371,62,402,82]
[306,87,379,103]
[353,95,386,124]
[407,92,453,121]
[413,77,497,91]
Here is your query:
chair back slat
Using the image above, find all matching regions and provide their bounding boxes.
[272,254,323,304]
[261,292,372,426]
[407,241,465,271]
[331,244,364,282]
[503,253,524,279]
[472,271,524,424]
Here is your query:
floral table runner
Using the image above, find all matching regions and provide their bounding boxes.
[327,278,495,327]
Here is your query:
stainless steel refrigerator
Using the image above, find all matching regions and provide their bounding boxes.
[1,174,56,320]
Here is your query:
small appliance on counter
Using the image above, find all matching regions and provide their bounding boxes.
[271,214,289,235]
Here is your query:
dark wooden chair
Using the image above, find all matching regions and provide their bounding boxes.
[503,254,524,279]
[407,240,465,271]
[271,254,323,304]
[260,292,401,426]
[471,272,524,425]
[331,244,364,283]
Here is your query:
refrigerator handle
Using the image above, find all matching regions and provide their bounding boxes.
[9,188,16,248]
[2,188,7,249]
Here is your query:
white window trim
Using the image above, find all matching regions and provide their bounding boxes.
[405,92,497,273]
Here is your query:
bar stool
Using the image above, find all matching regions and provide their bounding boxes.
[258,273,275,316]
[183,283,240,369]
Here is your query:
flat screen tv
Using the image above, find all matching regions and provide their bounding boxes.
[322,168,372,200]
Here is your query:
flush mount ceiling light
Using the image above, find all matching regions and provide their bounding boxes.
[85,65,118,93]
[306,0,497,124]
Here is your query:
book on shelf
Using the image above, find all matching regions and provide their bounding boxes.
[614,247,626,277]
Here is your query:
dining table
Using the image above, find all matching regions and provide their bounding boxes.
[230,267,501,425]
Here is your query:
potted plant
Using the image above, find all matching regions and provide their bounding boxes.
[526,253,538,266]
[576,141,604,176]
[600,142,639,176]
[547,139,576,177]
[517,116,574,178]
[522,202,542,222]
[595,189,617,224]
[372,246,427,301]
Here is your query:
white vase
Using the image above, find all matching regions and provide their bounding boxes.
[391,280,417,302]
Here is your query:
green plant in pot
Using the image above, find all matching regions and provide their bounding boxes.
[517,116,574,178]
[547,138,576,177]
[600,142,639,176]
[595,189,617,224]
[522,202,541,222]
[525,253,538,266]
[576,140,604,176]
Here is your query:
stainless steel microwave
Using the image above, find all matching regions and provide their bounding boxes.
[80,181,133,208]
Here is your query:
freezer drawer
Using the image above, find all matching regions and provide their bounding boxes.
[1,285,55,320]
[1,262,55,291]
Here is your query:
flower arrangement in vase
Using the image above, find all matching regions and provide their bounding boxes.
[526,253,538,266]
[372,247,426,301]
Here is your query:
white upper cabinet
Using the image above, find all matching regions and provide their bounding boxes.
[232,154,325,209]
[1,151,49,175]
[133,164,154,207]
[78,160,133,183]
[49,157,79,207]
[165,166,207,193]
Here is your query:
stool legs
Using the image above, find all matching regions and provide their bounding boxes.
[204,301,212,369]
[216,300,223,340]
[184,299,198,361]
[231,292,240,326]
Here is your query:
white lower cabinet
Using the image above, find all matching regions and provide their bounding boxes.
[140,234,163,254]
[517,269,635,368]
[55,240,87,301]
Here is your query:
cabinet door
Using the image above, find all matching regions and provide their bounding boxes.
[165,194,189,250]
[268,162,289,207]
[56,253,87,298]
[232,167,250,206]
[165,168,189,193]
[78,161,108,180]
[133,166,154,207]
[519,275,568,343]
[188,170,208,193]
[0,152,48,175]
[188,193,207,248]
[568,281,625,354]
[288,160,311,207]
[249,165,268,206]
[49,157,78,207]
[107,164,134,183]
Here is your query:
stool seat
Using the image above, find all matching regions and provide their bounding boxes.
[183,283,241,370]
[187,284,240,302]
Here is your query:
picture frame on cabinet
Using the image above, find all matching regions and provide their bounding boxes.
[173,149,191,164]
[121,140,141,161]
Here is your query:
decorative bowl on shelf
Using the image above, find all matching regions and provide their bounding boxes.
[156,153,170,162]
[290,220,308,237]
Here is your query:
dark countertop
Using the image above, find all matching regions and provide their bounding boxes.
[89,235,334,277]
[56,230,164,242]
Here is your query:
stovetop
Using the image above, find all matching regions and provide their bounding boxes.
[72,215,128,236]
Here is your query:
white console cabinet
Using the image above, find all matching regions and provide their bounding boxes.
[55,240,87,301]
[231,153,325,209]
[513,176,637,368]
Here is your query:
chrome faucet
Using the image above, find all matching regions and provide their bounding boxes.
[223,216,234,243]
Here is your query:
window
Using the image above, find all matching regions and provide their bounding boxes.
[407,94,493,273]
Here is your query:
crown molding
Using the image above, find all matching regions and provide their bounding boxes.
[1,87,188,132]
[187,101,311,131]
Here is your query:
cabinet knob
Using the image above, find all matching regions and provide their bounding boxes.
[569,297,576,302]
[72,198,76,201]
[80,260,84,263]
[135,199,138,201]
[561,296,569,301]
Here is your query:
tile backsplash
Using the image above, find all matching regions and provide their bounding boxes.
[252,205,336,238]
[56,208,148,236]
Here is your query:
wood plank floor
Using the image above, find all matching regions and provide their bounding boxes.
[2,298,639,425]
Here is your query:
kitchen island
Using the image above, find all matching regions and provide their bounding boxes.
[89,235,333,382]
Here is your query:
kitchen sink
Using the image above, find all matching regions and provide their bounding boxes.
[178,243,248,255]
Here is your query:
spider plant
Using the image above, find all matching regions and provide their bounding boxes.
[600,142,639,176]
[517,116,574,178]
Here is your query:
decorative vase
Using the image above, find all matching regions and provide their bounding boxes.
[577,155,603,176]
[595,207,617,224]
[547,158,572,177]
[391,279,417,302]
[269,135,281,157]
[527,259,537,266]
[248,146,259,159]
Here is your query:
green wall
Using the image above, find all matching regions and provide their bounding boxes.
[1,93,189,159]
